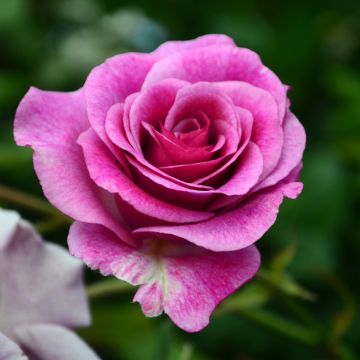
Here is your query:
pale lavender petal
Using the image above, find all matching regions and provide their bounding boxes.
[0,209,90,334]
[78,129,214,223]
[14,88,135,246]
[134,180,303,251]
[68,222,260,332]
[16,325,100,360]
[0,332,27,360]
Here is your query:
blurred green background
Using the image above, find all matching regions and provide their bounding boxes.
[1,0,359,359]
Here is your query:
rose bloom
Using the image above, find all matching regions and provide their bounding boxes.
[15,34,305,332]
[0,209,100,359]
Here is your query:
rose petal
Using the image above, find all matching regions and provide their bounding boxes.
[215,141,263,196]
[153,34,236,57]
[0,332,27,360]
[214,81,283,178]
[211,119,240,156]
[122,109,254,208]
[194,107,253,186]
[126,157,216,210]
[143,46,287,119]
[14,88,135,246]
[84,53,156,143]
[106,100,214,192]
[68,222,261,332]
[134,179,303,251]
[143,122,215,166]
[14,88,89,147]
[0,209,90,335]
[159,156,226,183]
[128,79,189,149]
[78,129,214,223]
[16,325,100,360]
[164,83,239,131]
[86,43,238,149]
[254,111,306,191]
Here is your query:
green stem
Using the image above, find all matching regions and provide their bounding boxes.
[155,320,172,360]
[279,295,324,331]
[179,344,193,360]
[35,215,71,233]
[238,308,322,347]
[0,184,64,217]
[87,278,132,300]
[258,269,317,301]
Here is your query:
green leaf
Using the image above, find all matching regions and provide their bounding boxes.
[259,269,316,301]
[218,283,271,314]
[270,242,298,272]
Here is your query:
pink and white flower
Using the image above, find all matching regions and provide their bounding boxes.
[14,34,305,332]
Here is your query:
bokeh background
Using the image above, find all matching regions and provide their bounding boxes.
[1,0,359,359]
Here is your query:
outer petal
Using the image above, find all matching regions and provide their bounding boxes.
[15,325,100,360]
[138,245,260,332]
[85,35,235,143]
[78,129,214,223]
[68,222,261,332]
[254,112,306,191]
[134,180,303,252]
[84,53,156,143]
[153,34,236,57]
[0,332,27,360]
[14,88,135,246]
[0,209,90,336]
[142,46,287,119]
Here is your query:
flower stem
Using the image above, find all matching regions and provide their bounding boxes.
[238,308,321,346]
[179,344,193,360]
[35,215,71,234]
[0,184,63,217]
[235,307,358,359]
[87,278,132,300]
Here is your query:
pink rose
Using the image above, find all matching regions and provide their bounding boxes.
[15,34,305,332]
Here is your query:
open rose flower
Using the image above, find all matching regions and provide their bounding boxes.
[0,209,100,359]
[14,34,305,332]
